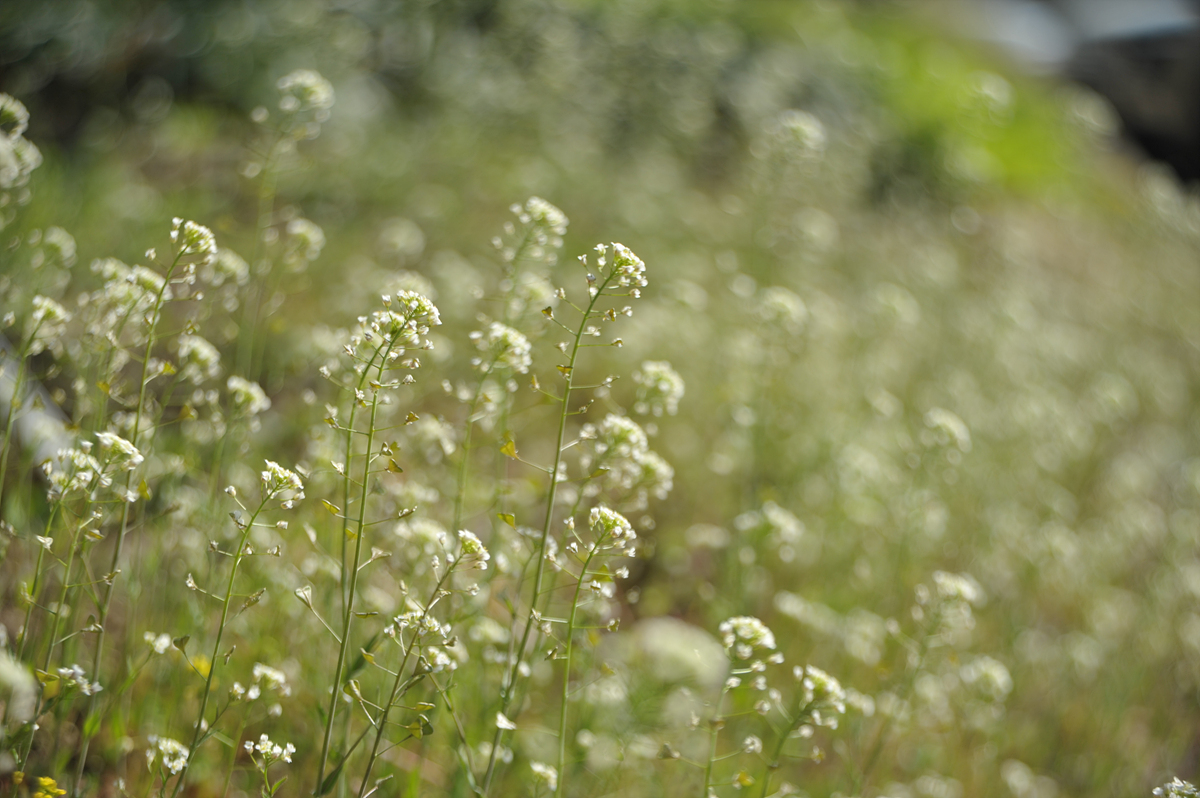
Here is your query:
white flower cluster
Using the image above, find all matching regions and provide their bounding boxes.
[457,529,491,570]
[261,460,305,502]
[170,217,218,268]
[46,445,108,497]
[0,93,42,197]
[28,295,71,355]
[632,360,684,416]
[96,431,144,470]
[90,259,171,320]
[924,408,972,453]
[277,69,335,116]
[203,247,250,287]
[146,735,189,775]
[530,761,558,791]
[776,109,826,158]
[719,616,776,659]
[367,290,441,352]
[143,632,171,654]
[177,334,222,383]
[227,376,271,416]
[253,662,291,695]
[520,196,568,237]
[795,664,846,724]
[931,571,984,606]
[756,286,808,334]
[470,322,532,374]
[611,243,647,289]
[580,414,673,506]
[56,663,103,696]
[285,217,325,264]
[244,733,294,765]
[960,655,1012,702]
[1155,779,1200,798]
[589,505,637,551]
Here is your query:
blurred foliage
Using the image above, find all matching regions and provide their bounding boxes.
[3,1,1200,797]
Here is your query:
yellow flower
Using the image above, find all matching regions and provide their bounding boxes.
[33,776,67,797]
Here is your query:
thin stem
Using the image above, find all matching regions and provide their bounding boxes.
[482,268,619,796]
[702,689,729,798]
[170,496,270,797]
[76,251,183,789]
[316,333,400,792]
[555,538,605,798]
[356,566,455,797]
[0,333,33,514]
[758,700,814,798]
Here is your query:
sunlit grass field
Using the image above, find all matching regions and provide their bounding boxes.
[2,2,1200,797]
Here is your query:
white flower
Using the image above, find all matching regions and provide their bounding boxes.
[261,461,304,500]
[470,322,532,374]
[143,632,171,655]
[146,735,189,775]
[931,571,983,605]
[170,218,218,267]
[456,529,491,570]
[589,505,636,548]
[0,93,30,139]
[530,762,558,791]
[228,376,271,416]
[277,69,335,114]
[757,287,807,333]
[719,616,776,658]
[610,243,647,289]
[253,662,291,695]
[95,432,143,470]
[286,217,325,263]
[633,361,685,416]
[177,334,222,383]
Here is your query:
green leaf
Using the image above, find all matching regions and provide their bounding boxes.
[82,711,101,739]
[317,760,345,796]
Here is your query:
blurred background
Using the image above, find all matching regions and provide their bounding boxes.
[4,1,1200,796]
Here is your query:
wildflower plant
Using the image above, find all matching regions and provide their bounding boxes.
[5,1,1200,794]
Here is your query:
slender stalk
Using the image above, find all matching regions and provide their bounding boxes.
[702,689,728,798]
[75,252,183,790]
[453,353,502,532]
[356,565,455,797]
[236,127,286,381]
[315,332,399,791]
[0,338,31,513]
[15,503,61,662]
[757,700,814,798]
[482,268,619,795]
[555,537,605,798]
[170,496,271,797]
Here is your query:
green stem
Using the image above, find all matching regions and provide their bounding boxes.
[702,689,729,798]
[76,252,183,790]
[482,268,619,796]
[170,496,270,797]
[0,336,32,515]
[316,332,400,792]
[758,700,814,798]
[555,537,605,798]
[356,565,455,797]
